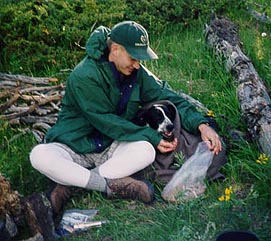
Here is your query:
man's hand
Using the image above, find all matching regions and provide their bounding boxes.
[157,137,178,153]
[198,123,222,155]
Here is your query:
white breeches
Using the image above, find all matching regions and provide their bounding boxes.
[30,141,155,188]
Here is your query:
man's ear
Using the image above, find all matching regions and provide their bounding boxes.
[110,43,120,57]
[110,42,117,51]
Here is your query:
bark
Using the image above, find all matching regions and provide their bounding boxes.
[204,16,271,154]
[0,73,57,85]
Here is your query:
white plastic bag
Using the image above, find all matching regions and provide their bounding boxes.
[161,141,214,202]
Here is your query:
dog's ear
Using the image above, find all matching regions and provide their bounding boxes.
[132,108,147,126]
[166,104,176,121]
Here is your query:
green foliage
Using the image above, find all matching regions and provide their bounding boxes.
[239,22,271,92]
[0,0,126,75]
[124,0,247,33]
[0,0,249,75]
[0,120,47,194]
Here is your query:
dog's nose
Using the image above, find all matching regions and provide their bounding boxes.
[167,124,174,132]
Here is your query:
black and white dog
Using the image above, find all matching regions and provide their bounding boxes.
[133,103,176,142]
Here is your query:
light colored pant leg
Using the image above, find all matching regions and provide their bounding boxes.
[30,141,155,188]
[30,143,92,187]
[98,141,155,179]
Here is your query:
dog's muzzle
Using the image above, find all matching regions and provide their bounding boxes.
[161,123,175,142]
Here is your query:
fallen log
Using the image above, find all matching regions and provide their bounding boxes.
[204,16,271,154]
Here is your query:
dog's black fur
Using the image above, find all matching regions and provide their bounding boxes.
[133,103,176,142]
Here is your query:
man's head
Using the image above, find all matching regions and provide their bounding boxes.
[109,21,158,61]
[108,21,158,76]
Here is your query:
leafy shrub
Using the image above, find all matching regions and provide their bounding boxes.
[124,0,247,33]
[0,0,248,75]
[0,0,126,75]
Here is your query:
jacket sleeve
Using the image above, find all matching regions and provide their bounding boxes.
[138,66,208,134]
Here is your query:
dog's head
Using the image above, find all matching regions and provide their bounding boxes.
[133,103,176,141]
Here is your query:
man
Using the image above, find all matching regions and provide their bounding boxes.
[30,20,225,225]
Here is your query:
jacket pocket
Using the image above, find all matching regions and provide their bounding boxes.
[125,88,141,120]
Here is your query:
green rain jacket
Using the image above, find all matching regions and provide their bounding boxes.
[46,26,208,154]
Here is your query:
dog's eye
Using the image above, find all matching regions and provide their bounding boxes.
[151,110,164,123]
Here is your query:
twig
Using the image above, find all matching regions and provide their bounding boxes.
[0,92,20,113]
[0,81,18,87]
[0,73,58,85]
[0,103,37,120]
[19,84,64,94]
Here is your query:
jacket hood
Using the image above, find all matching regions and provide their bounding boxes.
[85,26,111,60]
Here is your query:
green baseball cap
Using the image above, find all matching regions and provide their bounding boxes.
[110,21,158,60]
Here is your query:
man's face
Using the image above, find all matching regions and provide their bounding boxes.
[110,44,140,76]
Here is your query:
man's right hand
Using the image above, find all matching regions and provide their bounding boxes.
[157,137,177,153]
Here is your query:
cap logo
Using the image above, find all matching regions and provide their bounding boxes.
[135,35,148,47]
[141,35,148,44]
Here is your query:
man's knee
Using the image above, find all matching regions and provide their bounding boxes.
[136,141,156,165]
[29,144,47,169]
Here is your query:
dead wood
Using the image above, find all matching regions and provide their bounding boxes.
[0,73,63,145]
[0,103,37,120]
[8,114,58,126]
[19,84,64,94]
[0,80,18,87]
[204,16,271,154]
[20,93,62,105]
[0,91,20,112]
[0,73,58,85]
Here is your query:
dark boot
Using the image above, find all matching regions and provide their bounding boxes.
[22,193,56,241]
[46,183,72,227]
[106,177,155,204]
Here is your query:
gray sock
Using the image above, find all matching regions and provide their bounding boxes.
[85,167,107,192]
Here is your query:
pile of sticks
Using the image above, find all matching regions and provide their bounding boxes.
[0,73,65,143]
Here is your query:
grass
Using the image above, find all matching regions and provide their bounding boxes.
[1,7,271,241]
